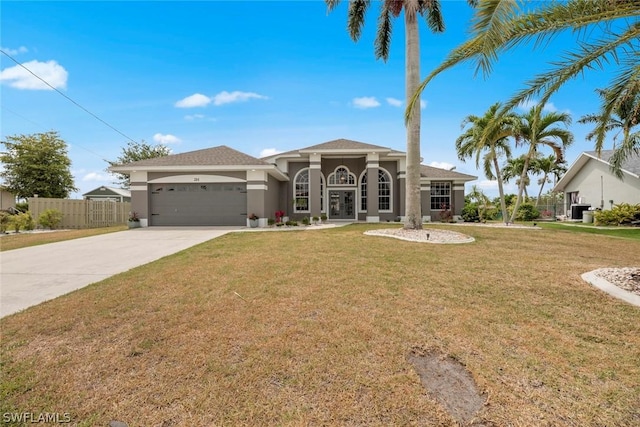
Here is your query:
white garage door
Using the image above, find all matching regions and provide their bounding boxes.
[150,183,247,226]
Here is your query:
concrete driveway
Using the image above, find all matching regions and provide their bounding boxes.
[0,227,237,318]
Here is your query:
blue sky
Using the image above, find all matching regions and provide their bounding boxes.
[1,1,615,199]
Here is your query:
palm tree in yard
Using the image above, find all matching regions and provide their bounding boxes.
[579,88,640,178]
[325,0,476,230]
[456,102,519,224]
[502,155,534,199]
[508,104,573,223]
[407,0,639,167]
[531,154,566,207]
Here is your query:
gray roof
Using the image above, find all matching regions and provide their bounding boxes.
[82,186,131,197]
[420,165,477,181]
[585,149,640,175]
[116,145,269,168]
[300,138,395,152]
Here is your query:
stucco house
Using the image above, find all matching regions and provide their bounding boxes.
[82,186,131,202]
[553,150,640,219]
[109,139,476,227]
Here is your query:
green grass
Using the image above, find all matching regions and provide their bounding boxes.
[1,224,639,426]
[538,222,640,240]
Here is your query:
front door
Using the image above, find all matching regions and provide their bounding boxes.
[329,190,355,219]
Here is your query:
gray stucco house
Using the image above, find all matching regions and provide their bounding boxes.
[553,150,640,218]
[109,139,476,227]
[82,186,131,202]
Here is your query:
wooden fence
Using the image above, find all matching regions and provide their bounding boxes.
[28,197,131,229]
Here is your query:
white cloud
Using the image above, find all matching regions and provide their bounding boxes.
[259,148,282,158]
[1,46,28,55]
[386,97,403,107]
[429,161,455,171]
[175,93,211,108]
[476,179,499,190]
[0,60,68,90]
[352,96,381,109]
[153,133,181,144]
[213,90,268,106]
[82,172,112,182]
[420,99,427,109]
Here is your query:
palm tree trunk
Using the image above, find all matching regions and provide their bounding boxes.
[493,156,509,224]
[403,8,422,230]
[509,148,533,223]
[535,172,549,207]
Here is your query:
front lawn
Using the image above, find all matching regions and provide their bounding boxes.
[0,226,127,252]
[1,224,638,426]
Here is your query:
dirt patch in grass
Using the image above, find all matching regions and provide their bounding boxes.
[407,347,486,425]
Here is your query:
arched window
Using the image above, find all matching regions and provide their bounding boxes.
[294,169,309,212]
[328,166,356,186]
[293,168,325,213]
[360,168,392,212]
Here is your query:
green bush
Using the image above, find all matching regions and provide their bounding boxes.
[594,203,640,226]
[516,203,540,221]
[302,216,310,225]
[267,218,275,226]
[38,209,63,229]
[461,203,480,222]
[11,212,35,232]
[15,202,29,213]
[0,211,11,233]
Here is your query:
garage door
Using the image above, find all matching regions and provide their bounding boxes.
[150,183,247,226]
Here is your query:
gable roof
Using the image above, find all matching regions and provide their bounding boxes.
[554,149,640,191]
[82,186,131,197]
[420,165,477,181]
[262,138,402,160]
[112,145,269,168]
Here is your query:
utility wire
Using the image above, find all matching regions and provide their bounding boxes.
[0,49,138,144]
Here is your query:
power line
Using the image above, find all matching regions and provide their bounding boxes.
[0,49,138,144]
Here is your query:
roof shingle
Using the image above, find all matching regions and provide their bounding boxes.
[115,145,268,167]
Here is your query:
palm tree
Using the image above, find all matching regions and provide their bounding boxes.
[508,104,573,223]
[502,155,533,199]
[325,0,475,230]
[407,0,639,166]
[579,88,640,178]
[531,154,566,207]
[456,102,519,224]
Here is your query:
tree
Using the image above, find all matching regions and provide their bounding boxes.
[502,155,533,199]
[456,102,519,224]
[531,154,566,207]
[107,141,171,188]
[579,88,640,178]
[325,0,475,230]
[509,104,572,223]
[0,131,77,199]
[408,0,639,166]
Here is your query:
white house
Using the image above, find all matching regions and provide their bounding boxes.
[553,150,640,219]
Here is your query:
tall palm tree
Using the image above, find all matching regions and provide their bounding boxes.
[509,104,573,223]
[531,154,566,207]
[407,0,639,166]
[326,0,474,230]
[456,102,519,223]
[502,155,533,199]
[579,88,640,178]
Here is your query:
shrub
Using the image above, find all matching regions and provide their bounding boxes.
[0,211,11,233]
[461,203,480,222]
[38,209,63,229]
[516,203,540,221]
[15,202,29,213]
[302,217,310,226]
[11,212,35,232]
[267,218,275,226]
[594,203,640,226]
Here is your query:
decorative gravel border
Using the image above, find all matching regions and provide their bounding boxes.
[364,228,475,244]
[581,269,640,307]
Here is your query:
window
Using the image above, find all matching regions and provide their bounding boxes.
[360,169,392,212]
[430,182,451,210]
[294,169,309,212]
[328,166,355,185]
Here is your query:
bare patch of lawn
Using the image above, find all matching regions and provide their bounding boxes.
[1,224,639,426]
[0,226,127,252]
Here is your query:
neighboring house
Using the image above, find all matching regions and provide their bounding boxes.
[108,139,476,227]
[82,186,131,202]
[553,150,640,219]
[0,189,16,211]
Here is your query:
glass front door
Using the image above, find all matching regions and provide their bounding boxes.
[329,190,355,219]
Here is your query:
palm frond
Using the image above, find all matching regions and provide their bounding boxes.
[421,0,445,33]
[347,0,371,41]
[609,131,640,179]
[375,2,393,61]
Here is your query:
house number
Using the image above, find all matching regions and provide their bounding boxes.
[193,178,200,182]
